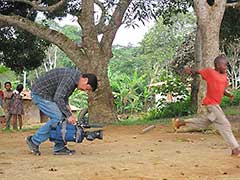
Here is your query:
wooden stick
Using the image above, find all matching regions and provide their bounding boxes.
[141,125,156,134]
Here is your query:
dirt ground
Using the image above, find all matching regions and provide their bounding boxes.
[1,123,240,180]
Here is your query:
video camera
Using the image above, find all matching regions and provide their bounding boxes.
[49,108,103,143]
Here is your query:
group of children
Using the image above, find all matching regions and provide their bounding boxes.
[0,82,24,130]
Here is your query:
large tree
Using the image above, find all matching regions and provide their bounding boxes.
[171,1,240,113]
[0,0,190,122]
[193,0,240,113]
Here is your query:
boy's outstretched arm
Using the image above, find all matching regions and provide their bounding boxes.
[183,68,200,76]
[224,89,234,101]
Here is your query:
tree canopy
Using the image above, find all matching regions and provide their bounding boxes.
[171,7,240,74]
[0,28,50,73]
[0,1,50,73]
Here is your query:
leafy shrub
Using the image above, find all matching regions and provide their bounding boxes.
[109,71,152,114]
[145,97,193,120]
[69,90,88,109]
[221,89,240,108]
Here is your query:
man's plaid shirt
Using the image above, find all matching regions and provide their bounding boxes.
[31,68,81,118]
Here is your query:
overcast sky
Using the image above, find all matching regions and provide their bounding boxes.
[113,22,153,46]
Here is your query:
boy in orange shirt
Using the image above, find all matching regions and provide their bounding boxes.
[173,55,240,156]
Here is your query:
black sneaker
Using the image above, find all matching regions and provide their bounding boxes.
[26,136,41,156]
[53,147,76,155]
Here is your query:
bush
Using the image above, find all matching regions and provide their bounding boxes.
[69,90,88,109]
[145,97,194,120]
[221,89,240,109]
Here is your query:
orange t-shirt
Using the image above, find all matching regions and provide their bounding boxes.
[199,68,228,105]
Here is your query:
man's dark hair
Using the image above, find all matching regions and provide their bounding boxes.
[214,55,227,66]
[16,84,24,93]
[4,81,12,87]
[82,73,98,91]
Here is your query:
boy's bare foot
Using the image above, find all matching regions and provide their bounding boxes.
[231,147,240,157]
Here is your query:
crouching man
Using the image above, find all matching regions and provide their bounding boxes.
[26,68,97,155]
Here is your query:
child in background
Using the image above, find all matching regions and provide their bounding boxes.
[0,83,5,128]
[0,82,4,106]
[4,82,13,129]
[9,84,24,130]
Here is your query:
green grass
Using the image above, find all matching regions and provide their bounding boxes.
[1,106,240,133]
[117,105,240,126]
[223,106,240,116]
[0,125,41,133]
[117,117,172,126]
[0,128,15,133]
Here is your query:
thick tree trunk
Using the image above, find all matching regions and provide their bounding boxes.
[190,27,202,112]
[88,71,117,123]
[197,22,220,114]
[194,0,226,114]
[85,55,117,123]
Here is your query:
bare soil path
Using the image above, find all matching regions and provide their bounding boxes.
[1,124,240,180]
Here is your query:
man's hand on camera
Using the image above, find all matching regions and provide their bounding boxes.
[68,115,76,124]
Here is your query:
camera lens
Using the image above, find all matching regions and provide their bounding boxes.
[84,130,103,141]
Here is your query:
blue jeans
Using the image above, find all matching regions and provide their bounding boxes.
[31,93,65,152]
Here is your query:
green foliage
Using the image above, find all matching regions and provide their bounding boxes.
[0,65,9,73]
[145,97,193,119]
[135,12,196,84]
[155,71,189,99]
[0,66,16,87]
[0,28,50,73]
[173,8,240,74]
[109,71,152,114]
[51,25,81,68]
[57,49,76,68]
[108,13,195,115]
[0,2,50,73]
[0,1,36,18]
[27,24,81,83]
[221,90,240,109]
[110,45,142,75]
[69,90,88,109]
[139,12,196,62]
[125,0,191,27]
[61,25,82,44]
[223,106,240,116]
[220,7,240,45]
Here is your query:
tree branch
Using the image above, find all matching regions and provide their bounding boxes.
[3,0,65,13]
[78,0,99,51]
[94,0,108,34]
[100,0,132,57]
[0,14,86,65]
